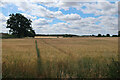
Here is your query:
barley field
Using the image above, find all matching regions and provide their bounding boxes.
[2,37,120,78]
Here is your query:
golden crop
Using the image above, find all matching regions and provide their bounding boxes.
[2,37,119,78]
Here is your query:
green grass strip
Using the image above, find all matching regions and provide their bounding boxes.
[35,40,40,58]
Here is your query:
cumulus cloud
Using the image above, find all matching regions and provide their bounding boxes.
[0,13,7,22]
[42,1,118,16]
[33,18,52,26]
[57,14,81,21]
[98,16,118,31]
[0,1,8,7]
[21,13,37,20]
[16,2,63,18]
[80,2,118,16]
[32,18,53,33]
[0,12,9,33]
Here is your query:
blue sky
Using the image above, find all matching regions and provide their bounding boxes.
[0,0,118,35]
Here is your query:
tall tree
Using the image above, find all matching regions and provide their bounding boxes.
[6,13,35,38]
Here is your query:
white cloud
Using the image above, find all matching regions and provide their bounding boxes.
[0,13,7,22]
[42,1,118,16]
[21,13,37,20]
[32,18,53,32]
[57,14,81,21]
[98,16,118,31]
[33,18,52,26]
[0,12,9,33]
[0,1,8,7]
[16,2,63,18]
[80,2,118,16]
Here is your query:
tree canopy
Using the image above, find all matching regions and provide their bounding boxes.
[106,34,110,37]
[6,13,35,38]
[97,34,102,37]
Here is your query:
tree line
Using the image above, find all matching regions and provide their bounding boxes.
[94,34,120,37]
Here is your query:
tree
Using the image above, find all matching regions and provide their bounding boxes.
[118,31,120,37]
[102,35,105,37]
[6,13,35,38]
[92,34,95,37]
[106,34,110,37]
[112,35,118,37]
[97,34,102,37]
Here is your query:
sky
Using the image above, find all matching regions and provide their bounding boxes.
[0,0,119,35]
